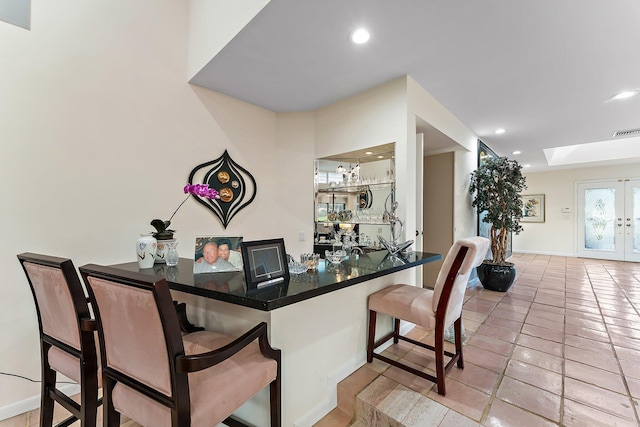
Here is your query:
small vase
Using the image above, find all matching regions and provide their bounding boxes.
[155,237,176,264]
[136,235,157,269]
[165,241,179,267]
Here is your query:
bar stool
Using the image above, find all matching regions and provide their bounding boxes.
[366,236,489,395]
[18,253,101,427]
[80,264,281,427]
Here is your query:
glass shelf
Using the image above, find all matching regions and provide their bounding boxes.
[316,221,390,226]
[316,181,395,193]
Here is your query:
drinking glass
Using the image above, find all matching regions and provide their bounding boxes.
[165,241,179,266]
[300,253,320,270]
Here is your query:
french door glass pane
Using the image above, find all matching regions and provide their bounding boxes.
[634,187,640,252]
[584,188,616,250]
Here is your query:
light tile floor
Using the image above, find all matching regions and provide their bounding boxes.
[317,253,640,426]
[3,253,640,427]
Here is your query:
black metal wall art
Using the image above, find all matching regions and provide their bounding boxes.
[188,150,257,228]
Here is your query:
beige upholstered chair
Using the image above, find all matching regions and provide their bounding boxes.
[79,264,281,427]
[17,253,101,427]
[366,236,490,396]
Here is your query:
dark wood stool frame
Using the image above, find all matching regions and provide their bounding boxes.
[18,253,102,427]
[80,264,281,427]
[367,246,469,396]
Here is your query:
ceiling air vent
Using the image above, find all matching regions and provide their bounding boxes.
[612,128,640,138]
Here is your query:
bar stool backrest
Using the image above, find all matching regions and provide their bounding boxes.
[82,266,184,398]
[432,236,490,328]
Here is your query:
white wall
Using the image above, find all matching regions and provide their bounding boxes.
[276,111,317,251]
[406,76,478,242]
[514,163,640,256]
[187,0,270,79]
[0,0,311,416]
[315,77,407,158]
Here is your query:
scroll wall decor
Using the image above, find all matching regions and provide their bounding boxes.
[188,150,257,228]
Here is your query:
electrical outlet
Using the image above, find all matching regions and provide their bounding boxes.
[299,231,305,241]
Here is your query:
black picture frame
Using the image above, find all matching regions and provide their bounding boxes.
[241,238,290,289]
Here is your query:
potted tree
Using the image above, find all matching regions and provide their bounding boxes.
[469,156,527,292]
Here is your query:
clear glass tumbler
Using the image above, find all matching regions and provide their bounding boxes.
[165,241,179,266]
[300,253,320,270]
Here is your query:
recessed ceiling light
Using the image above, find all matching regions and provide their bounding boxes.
[364,151,373,155]
[611,90,638,101]
[512,150,521,155]
[494,128,506,135]
[377,155,384,159]
[350,28,370,44]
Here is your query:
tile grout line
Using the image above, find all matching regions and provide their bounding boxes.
[559,257,569,427]
[524,255,564,426]
[486,254,566,426]
[593,261,640,425]
[471,254,542,426]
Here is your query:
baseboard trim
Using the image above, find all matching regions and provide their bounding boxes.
[512,249,574,257]
[0,384,80,421]
[293,322,415,427]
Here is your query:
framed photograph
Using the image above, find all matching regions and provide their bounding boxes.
[194,236,243,274]
[521,194,545,223]
[241,238,290,289]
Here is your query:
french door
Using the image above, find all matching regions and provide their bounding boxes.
[577,179,640,261]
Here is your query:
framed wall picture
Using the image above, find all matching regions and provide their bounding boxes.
[194,236,243,273]
[241,238,290,289]
[521,194,545,223]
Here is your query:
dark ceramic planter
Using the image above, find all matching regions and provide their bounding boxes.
[153,232,175,241]
[477,261,516,292]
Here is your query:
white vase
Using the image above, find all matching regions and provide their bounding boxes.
[136,235,157,269]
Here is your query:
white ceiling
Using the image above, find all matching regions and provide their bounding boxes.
[190,0,640,172]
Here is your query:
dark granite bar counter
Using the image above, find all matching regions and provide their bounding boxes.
[111,250,441,311]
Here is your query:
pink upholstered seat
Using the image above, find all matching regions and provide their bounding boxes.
[18,253,102,427]
[80,264,281,427]
[48,345,101,386]
[366,237,489,395]
[111,331,277,427]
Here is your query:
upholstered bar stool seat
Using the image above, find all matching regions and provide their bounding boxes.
[369,284,437,329]
[366,237,489,396]
[112,330,277,427]
[48,345,102,388]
